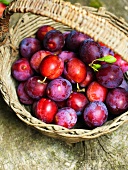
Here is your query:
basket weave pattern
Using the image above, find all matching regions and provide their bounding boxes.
[0,0,128,143]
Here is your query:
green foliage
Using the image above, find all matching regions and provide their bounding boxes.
[89,0,103,8]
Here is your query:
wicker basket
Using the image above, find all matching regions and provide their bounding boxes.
[0,0,128,143]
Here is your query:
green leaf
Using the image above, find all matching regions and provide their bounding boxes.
[97,55,117,63]
[93,63,101,69]
[0,0,11,5]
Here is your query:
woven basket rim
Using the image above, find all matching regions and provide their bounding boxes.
[0,0,128,143]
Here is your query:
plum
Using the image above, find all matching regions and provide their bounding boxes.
[96,64,123,88]
[40,55,64,80]
[46,78,72,101]
[79,39,102,64]
[86,81,108,102]
[25,76,48,100]
[106,87,128,115]
[43,30,65,52]
[19,37,41,58]
[17,82,34,105]
[30,50,51,72]
[54,107,77,128]
[36,25,54,41]
[33,98,58,123]
[11,58,34,81]
[65,30,90,52]
[83,101,108,128]
[64,58,87,83]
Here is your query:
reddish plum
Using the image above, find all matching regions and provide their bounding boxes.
[87,81,108,102]
[64,58,87,83]
[30,50,51,72]
[80,66,95,87]
[19,37,41,58]
[83,101,108,128]
[17,82,34,105]
[40,55,64,79]
[25,76,48,100]
[43,30,65,52]
[96,64,123,88]
[36,25,54,41]
[114,53,128,73]
[0,3,6,17]
[33,98,58,123]
[106,87,128,115]
[54,107,77,128]
[46,78,72,101]
[11,58,34,81]
[65,30,89,52]
[67,92,89,115]
[79,39,102,64]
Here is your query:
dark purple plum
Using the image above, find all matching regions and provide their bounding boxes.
[101,46,114,57]
[65,30,89,52]
[46,78,72,101]
[17,82,34,105]
[96,64,123,88]
[11,58,34,81]
[106,87,128,115]
[54,107,77,128]
[43,30,65,52]
[19,37,41,58]
[79,39,102,64]
[119,78,128,91]
[58,51,77,63]
[25,76,48,100]
[83,101,108,128]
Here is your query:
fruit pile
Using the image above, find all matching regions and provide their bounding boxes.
[11,25,128,129]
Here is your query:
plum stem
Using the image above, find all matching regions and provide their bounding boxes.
[37,77,47,84]
[76,83,85,92]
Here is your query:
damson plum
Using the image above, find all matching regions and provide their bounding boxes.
[17,82,34,105]
[67,92,89,115]
[25,76,48,100]
[46,78,72,101]
[79,39,102,64]
[30,50,51,72]
[106,87,128,115]
[65,30,89,52]
[86,81,108,102]
[101,46,114,57]
[19,37,41,58]
[58,51,77,63]
[96,64,123,88]
[119,79,128,91]
[33,98,58,123]
[54,107,77,128]
[40,55,64,79]
[36,25,55,41]
[64,58,87,83]
[83,101,108,128]
[11,58,34,81]
[43,30,65,52]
